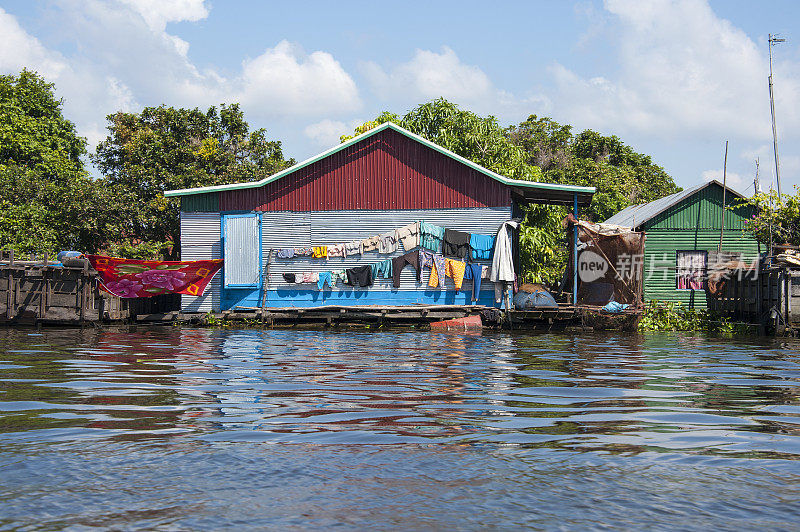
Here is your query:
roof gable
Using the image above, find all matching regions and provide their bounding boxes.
[165,122,594,207]
[604,181,750,229]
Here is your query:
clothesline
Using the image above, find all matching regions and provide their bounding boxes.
[280,252,492,302]
[275,218,519,304]
[275,220,495,261]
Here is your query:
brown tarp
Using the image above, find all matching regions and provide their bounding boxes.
[564,217,645,306]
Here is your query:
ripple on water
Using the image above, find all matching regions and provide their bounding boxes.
[1,327,800,529]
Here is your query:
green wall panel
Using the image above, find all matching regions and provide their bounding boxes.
[181,193,219,213]
[642,229,760,309]
[647,183,755,231]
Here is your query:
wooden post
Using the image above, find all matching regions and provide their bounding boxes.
[573,193,579,305]
[6,249,14,320]
[80,261,88,324]
[39,253,48,320]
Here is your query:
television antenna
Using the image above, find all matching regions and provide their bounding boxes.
[768,33,786,200]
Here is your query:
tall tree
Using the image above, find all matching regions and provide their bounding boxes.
[0,69,97,256]
[92,104,294,258]
[506,115,680,221]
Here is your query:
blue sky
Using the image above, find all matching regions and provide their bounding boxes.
[1,0,799,199]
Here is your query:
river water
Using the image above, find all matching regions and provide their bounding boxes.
[1,326,799,530]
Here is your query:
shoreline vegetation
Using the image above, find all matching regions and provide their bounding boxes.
[638,300,754,334]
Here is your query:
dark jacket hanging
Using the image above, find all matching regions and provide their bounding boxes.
[443,229,471,259]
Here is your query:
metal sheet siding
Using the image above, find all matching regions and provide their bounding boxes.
[219,128,512,212]
[222,215,261,287]
[642,229,761,309]
[180,212,221,312]
[181,193,219,213]
[646,184,756,231]
[221,207,512,309]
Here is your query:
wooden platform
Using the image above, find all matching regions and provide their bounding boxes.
[130,303,632,330]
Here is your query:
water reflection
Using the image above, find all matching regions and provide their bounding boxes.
[4,327,800,529]
[0,326,798,457]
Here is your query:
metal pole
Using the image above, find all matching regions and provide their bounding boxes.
[573,193,579,306]
[768,34,785,200]
[718,141,728,253]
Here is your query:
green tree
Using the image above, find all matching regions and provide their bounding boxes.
[738,189,800,246]
[0,69,98,256]
[506,116,680,221]
[92,104,294,259]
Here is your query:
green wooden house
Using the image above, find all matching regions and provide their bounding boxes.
[604,180,760,309]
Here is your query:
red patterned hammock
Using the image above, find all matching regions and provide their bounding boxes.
[88,255,223,298]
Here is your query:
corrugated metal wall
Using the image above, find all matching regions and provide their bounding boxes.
[181,193,219,213]
[646,184,756,230]
[180,212,221,312]
[217,128,512,212]
[216,207,512,310]
[222,215,261,287]
[643,229,761,309]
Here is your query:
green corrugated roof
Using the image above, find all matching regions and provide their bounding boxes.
[164,122,595,199]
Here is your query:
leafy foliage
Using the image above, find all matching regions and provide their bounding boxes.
[92,104,294,258]
[506,116,680,222]
[637,300,747,333]
[738,189,800,246]
[0,69,97,257]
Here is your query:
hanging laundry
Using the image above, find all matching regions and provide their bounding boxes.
[490,221,519,303]
[469,233,495,260]
[419,250,434,271]
[427,254,447,288]
[312,246,328,259]
[361,235,380,253]
[445,258,467,290]
[346,265,373,287]
[490,221,519,284]
[419,221,444,252]
[277,248,295,259]
[344,241,362,257]
[301,272,319,283]
[317,271,333,290]
[464,263,484,302]
[330,269,347,286]
[327,243,346,258]
[282,273,296,283]
[443,228,471,259]
[378,231,398,254]
[391,250,420,288]
[371,259,393,280]
[395,222,420,251]
[294,247,313,256]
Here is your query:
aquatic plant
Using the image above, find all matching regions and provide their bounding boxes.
[638,300,749,334]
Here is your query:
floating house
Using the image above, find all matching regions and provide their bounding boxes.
[165,123,594,312]
[604,180,760,309]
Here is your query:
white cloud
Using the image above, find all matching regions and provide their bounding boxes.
[550,0,800,143]
[363,46,493,105]
[701,168,746,190]
[0,1,362,158]
[235,41,361,118]
[0,8,67,79]
[118,0,209,32]
[303,119,364,147]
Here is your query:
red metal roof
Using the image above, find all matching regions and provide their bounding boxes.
[219,128,511,212]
